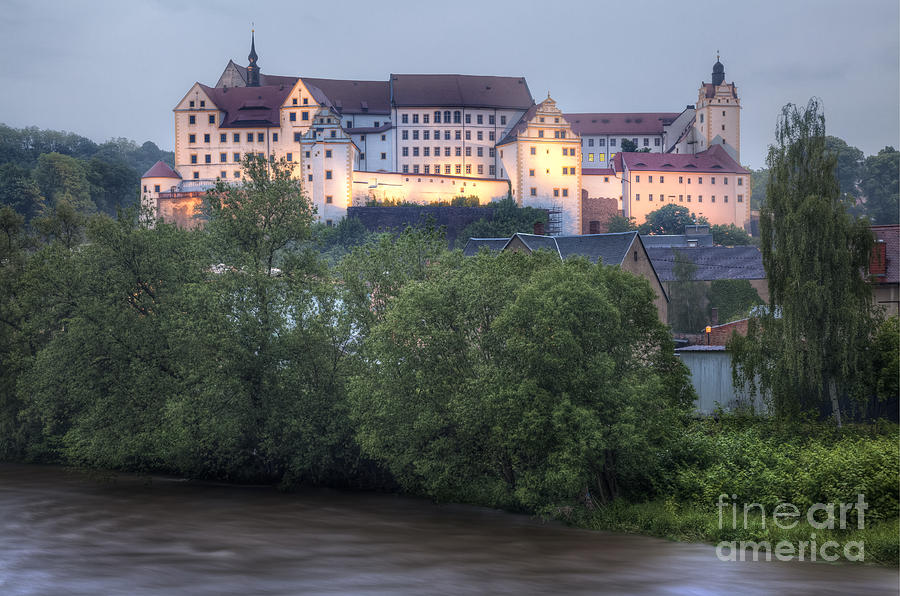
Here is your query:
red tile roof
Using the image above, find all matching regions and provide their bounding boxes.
[621,144,749,174]
[390,74,533,109]
[142,161,181,179]
[565,112,681,136]
[872,225,899,284]
[302,78,391,115]
[583,168,616,176]
[200,83,293,128]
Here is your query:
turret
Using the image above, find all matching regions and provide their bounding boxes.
[247,30,260,87]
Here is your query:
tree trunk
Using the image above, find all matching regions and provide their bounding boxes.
[828,378,842,429]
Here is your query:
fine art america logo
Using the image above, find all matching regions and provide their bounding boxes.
[715,493,867,562]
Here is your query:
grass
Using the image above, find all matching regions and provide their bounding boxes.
[565,499,899,566]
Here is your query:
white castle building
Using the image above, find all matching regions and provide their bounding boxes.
[142,36,749,235]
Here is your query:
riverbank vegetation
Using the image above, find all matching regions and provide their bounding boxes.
[0,142,897,564]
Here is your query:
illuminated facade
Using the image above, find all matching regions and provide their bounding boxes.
[142,36,747,233]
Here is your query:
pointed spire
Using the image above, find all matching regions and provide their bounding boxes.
[247,28,260,87]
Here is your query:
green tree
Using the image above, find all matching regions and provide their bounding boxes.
[638,204,707,235]
[859,147,899,224]
[0,164,45,221]
[667,250,708,332]
[710,223,752,246]
[31,200,87,249]
[605,214,637,232]
[731,99,875,427]
[32,152,95,213]
[350,250,693,510]
[750,167,768,209]
[456,197,548,247]
[707,279,763,323]
[824,135,864,198]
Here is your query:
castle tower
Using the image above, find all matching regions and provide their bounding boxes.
[695,54,741,161]
[246,30,260,87]
[300,107,358,225]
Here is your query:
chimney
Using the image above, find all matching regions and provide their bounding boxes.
[710,308,719,326]
[533,221,545,235]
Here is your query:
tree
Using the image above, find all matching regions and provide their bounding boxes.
[731,99,875,427]
[824,135,864,199]
[707,279,763,323]
[750,168,768,209]
[859,147,899,224]
[32,152,95,214]
[638,204,707,235]
[456,196,548,248]
[620,139,638,152]
[605,214,637,232]
[350,250,693,510]
[0,163,44,221]
[667,250,708,332]
[710,223,752,246]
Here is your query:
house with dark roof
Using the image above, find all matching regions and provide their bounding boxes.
[464,231,668,321]
[871,224,899,316]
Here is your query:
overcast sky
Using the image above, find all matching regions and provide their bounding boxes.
[1,0,897,169]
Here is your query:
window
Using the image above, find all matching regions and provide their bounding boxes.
[489,131,495,141]
[643,138,649,147]
[434,111,441,123]
[610,138,616,147]
[208,114,215,125]
[489,148,495,157]
[562,167,568,175]
[219,170,226,178]
[687,195,691,202]
[434,146,440,155]
[588,138,594,147]
[272,133,278,142]
[289,112,296,122]
[423,114,429,124]
[402,130,408,140]
[189,100,195,108]
[530,187,537,196]
[360,152,365,160]
[189,134,196,143]
[402,147,409,157]
[654,138,660,147]
[445,165,451,174]
[489,165,495,175]
[604,177,609,182]
[232,133,239,143]
[445,147,451,157]
[412,130,419,140]
[529,169,535,176]
[553,189,560,197]
[189,115,196,124]
[423,131,430,140]
[190,154,197,164]
[292,98,298,106]
[711,177,716,184]
[233,152,240,162]
[737,194,743,202]
[698,177,703,184]
[635,194,640,201]
[444,131,451,140]
[598,154,605,162]
[308,174,313,181]
[500,115,507,125]
[453,110,461,123]
[477,165,483,175]
[477,147,483,157]
[294,132,301,142]
[402,165,409,173]
[254,133,262,142]
[489,115,495,124]
[465,164,471,174]
[302,111,309,121]
[635,175,640,182]
[325,219,333,227]
[660,176,664,183]
[649,194,653,201]
[219,153,226,162]
[724,196,728,203]
[381,152,386,160]
[286,152,293,162]
[465,130,471,141]
[698,195,703,202]
[455,164,461,174]
[465,147,471,157]
[153,185,159,193]
[455,130,461,140]
[381,134,386,141]
[679,195,683,202]
[234,171,241,178]
[303,97,308,105]
[599,138,606,147]
[711,195,716,203]
[632,138,638,145]
[679,176,683,183]
[305,151,310,158]
[722,125,726,131]
[477,131,483,141]
[444,111,451,123]
[530,147,536,155]
[562,188,568,197]
[325,149,332,158]
[193,171,199,179]
[200,100,205,107]
[401,114,409,124]
[413,147,419,157]
[538,130,544,138]
[455,147,461,157]
[247,133,253,142]
[648,175,653,183]
[325,170,332,180]
[203,133,210,143]
[700,113,704,123]
[476,114,483,124]
[412,114,419,124]
[219,133,226,143]
[738,177,743,186]
[424,147,430,157]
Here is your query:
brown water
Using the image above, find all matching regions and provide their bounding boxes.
[0,464,896,595]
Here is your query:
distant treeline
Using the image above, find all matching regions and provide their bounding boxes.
[0,124,174,220]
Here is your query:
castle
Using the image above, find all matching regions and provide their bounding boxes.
[142,35,749,235]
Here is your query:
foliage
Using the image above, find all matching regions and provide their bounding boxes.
[731,99,876,426]
[604,214,637,232]
[871,316,899,403]
[350,250,694,510]
[824,135,865,199]
[620,139,638,152]
[710,223,752,246]
[638,204,707,235]
[707,279,763,324]
[668,250,709,332]
[455,196,548,248]
[859,147,899,224]
[749,168,768,210]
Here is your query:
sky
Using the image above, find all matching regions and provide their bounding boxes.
[1,0,897,169]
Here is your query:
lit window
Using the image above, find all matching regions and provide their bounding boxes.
[588,153,594,162]
[466,164,471,174]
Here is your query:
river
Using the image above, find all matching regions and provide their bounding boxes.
[0,464,896,595]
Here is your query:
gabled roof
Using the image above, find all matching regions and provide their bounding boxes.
[464,232,640,266]
[701,82,738,99]
[390,74,534,110]
[462,238,510,256]
[219,60,298,88]
[646,246,765,281]
[142,161,181,179]
[640,233,714,248]
[506,233,561,256]
[496,104,537,146]
[621,144,749,174]
[565,112,681,136]
[199,83,293,128]
[302,78,391,115]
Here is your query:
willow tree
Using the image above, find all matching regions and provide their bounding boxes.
[731,99,874,426]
